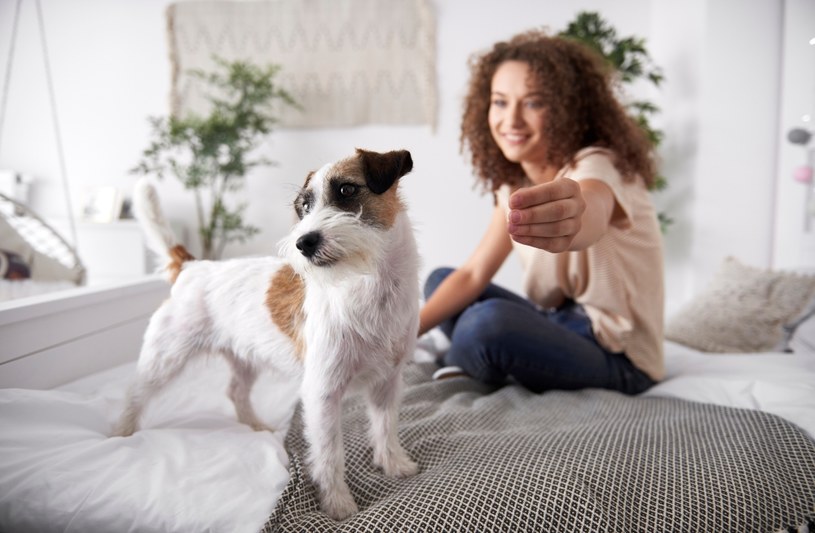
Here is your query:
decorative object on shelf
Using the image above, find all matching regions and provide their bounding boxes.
[559,11,671,231]
[0,170,32,207]
[78,186,122,224]
[794,165,813,185]
[788,127,812,146]
[787,123,815,226]
[166,0,436,128]
[132,58,298,260]
[787,126,813,184]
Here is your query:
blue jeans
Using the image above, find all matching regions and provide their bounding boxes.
[425,267,654,395]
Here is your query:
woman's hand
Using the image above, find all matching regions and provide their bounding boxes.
[507,178,616,252]
[507,178,586,252]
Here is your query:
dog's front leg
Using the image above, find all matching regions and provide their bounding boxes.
[366,368,419,478]
[301,368,358,520]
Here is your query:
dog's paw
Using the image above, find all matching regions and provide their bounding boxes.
[320,488,359,521]
[249,422,275,432]
[110,420,137,438]
[377,451,419,478]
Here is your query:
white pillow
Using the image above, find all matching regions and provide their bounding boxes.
[665,257,815,353]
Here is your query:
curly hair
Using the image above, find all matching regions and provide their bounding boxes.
[460,29,657,193]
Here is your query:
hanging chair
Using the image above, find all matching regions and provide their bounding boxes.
[0,0,84,288]
[0,192,85,285]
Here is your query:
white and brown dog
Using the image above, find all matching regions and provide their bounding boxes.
[114,148,420,520]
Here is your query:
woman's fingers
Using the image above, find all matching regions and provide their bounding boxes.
[507,179,586,251]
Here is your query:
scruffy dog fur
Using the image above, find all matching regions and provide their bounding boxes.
[113,148,420,520]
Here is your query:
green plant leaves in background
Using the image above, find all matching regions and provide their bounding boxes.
[559,11,672,231]
[132,57,299,258]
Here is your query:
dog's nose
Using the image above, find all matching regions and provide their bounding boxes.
[296,231,322,258]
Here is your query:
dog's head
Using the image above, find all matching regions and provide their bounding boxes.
[280,149,413,273]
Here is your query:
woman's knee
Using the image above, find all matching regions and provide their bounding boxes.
[423,267,454,300]
[449,299,516,355]
[444,300,512,383]
[462,297,510,327]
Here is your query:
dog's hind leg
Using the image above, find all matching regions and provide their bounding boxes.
[223,353,270,431]
[365,368,419,478]
[112,325,199,437]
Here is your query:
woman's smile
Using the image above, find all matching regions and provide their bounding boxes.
[488,60,548,166]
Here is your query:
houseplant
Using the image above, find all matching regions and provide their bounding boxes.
[132,57,299,259]
[559,11,672,230]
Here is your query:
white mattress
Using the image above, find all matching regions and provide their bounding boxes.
[0,340,813,533]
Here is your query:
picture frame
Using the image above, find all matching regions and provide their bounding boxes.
[79,186,122,223]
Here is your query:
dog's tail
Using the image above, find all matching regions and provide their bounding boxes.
[133,178,195,283]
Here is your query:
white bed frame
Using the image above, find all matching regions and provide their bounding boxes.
[0,276,168,389]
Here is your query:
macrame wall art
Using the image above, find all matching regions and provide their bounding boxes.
[166,0,437,128]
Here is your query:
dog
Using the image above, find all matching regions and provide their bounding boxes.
[113,148,420,520]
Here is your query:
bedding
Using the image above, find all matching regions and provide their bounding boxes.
[0,357,300,533]
[0,340,813,533]
[266,362,815,532]
[0,250,31,280]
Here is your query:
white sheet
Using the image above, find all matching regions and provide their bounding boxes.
[1,341,813,533]
[644,341,815,438]
[0,357,300,533]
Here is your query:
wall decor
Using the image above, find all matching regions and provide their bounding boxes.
[166,0,436,128]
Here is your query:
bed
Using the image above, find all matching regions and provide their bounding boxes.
[1,258,814,533]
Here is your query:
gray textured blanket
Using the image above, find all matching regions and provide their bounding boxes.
[262,362,815,532]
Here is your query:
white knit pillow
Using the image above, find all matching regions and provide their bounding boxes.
[665,257,815,353]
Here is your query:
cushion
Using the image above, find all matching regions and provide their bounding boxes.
[665,256,815,353]
[0,249,31,279]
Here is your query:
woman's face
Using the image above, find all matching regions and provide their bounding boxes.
[488,60,548,167]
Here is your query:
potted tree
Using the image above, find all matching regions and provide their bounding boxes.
[132,58,299,259]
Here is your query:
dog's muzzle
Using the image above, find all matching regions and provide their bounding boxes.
[296,231,322,259]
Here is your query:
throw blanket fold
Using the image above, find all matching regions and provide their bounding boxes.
[263,363,815,532]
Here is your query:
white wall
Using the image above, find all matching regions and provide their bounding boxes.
[774,0,815,270]
[0,0,801,316]
[690,0,783,288]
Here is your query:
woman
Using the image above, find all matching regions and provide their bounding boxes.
[419,29,664,394]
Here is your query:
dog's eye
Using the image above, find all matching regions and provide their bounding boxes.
[339,184,358,198]
[297,190,314,217]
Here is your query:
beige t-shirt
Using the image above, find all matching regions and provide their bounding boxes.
[497,147,665,381]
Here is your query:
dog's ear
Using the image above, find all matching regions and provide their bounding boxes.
[356,149,413,194]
